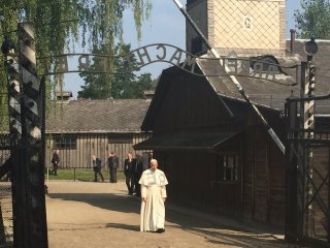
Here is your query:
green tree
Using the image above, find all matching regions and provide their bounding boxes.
[78,43,153,99]
[295,0,330,38]
[0,0,152,129]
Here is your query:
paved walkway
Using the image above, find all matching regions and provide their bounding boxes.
[46,181,299,248]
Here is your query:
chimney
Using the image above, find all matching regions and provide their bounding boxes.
[290,29,296,54]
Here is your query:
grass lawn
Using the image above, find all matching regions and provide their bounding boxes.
[45,168,126,182]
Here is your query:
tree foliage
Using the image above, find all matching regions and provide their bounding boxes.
[295,0,330,39]
[78,44,153,99]
[0,0,152,128]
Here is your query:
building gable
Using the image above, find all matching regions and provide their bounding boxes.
[141,66,234,132]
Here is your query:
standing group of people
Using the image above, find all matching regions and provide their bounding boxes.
[92,152,120,183]
[124,152,144,196]
[91,152,146,197]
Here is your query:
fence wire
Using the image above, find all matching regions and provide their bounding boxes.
[212,0,285,55]
[303,145,330,243]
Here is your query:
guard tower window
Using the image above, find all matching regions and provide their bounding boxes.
[216,154,239,182]
[191,37,203,55]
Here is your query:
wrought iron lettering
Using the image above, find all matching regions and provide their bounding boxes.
[169,48,183,66]
[36,44,299,85]
[78,55,90,71]
[136,47,152,66]
[156,44,166,60]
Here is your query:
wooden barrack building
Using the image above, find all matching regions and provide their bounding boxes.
[46,99,151,169]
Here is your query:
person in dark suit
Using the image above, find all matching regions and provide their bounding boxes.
[51,150,60,176]
[133,153,144,197]
[108,152,119,183]
[92,155,104,182]
[124,152,135,195]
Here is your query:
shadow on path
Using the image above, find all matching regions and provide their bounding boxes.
[48,222,139,233]
[48,192,140,214]
[48,188,291,248]
[166,210,288,248]
[105,223,139,232]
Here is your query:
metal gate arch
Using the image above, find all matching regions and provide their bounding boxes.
[0,21,313,248]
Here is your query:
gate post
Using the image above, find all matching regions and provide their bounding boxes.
[285,98,298,242]
[12,23,48,248]
[1,36,24,247]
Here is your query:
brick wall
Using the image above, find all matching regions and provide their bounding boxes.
[187,0,286,56]
[211,0,286,56]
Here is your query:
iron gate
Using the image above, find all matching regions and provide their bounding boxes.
[0,94,13,247]
[285,94,330,247]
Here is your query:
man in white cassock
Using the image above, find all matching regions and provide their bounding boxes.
[139,159,168,233]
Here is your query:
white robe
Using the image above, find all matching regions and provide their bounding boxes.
[139,168,168,232]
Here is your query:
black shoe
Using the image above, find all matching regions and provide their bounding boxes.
[156,228,165,233]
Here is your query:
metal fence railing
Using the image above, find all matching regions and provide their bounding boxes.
[0,88,13,247]
[0,149,13,248]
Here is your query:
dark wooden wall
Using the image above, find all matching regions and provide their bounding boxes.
[147,69,235,133]
[158,150,242,216]
[156,127,286,227]
[243,127,286,226]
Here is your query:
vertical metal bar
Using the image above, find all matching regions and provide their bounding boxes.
[297,62,307,241]
[285,99,298,242]
[1,38,23,247]
[40,75,46,189]
[15,23,48,248]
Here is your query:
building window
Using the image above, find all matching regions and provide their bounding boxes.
[243,16,253,30]
[108,133,133,144]
[53,135,77,150]
[191,37,203,55]
[216,154,239,182]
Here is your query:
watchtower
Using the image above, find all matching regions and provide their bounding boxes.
[186,0,286,56]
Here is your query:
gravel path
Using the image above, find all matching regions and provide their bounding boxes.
[46,181,299,248]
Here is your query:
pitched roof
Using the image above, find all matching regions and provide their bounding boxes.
[134,130,241,151]
[197,40,330,114]
[46,99,151,133]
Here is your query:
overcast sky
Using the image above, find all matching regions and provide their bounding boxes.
[65,1,301,97]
